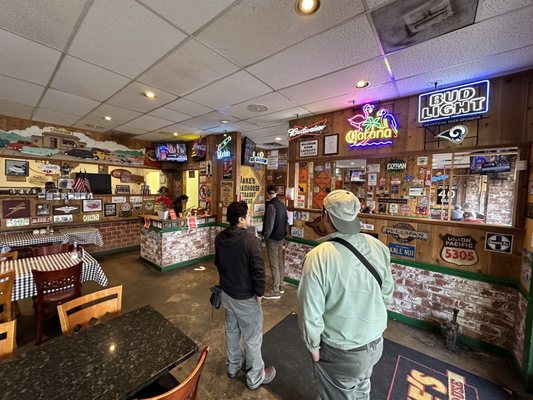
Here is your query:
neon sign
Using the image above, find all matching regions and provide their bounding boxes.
[249,151,267,165]
[418,80,489,125]
[288,119,328,141]
[216,136,232,159]
[345,104,398,147]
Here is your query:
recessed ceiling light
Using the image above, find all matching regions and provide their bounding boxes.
[172,132,179,136]
[103,116,112,121]
[275,137,282,141]
[350,162,355,165]
[295,0,320,15]
[220,120,229,124]
[354,80,369,89]
[143,91,157,99]
[246,104,269,112]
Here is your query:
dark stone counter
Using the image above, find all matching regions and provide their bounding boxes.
[0,305,198,400]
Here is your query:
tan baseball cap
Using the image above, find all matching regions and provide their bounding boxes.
[323,190,361,234]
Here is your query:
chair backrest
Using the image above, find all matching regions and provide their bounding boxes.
[31,242,68,257]
[0,270,15,322]
[0,251,18,262]
[32,262,83,302]
[57,286,123,335]
[0,320,16,360]
[142,346,210,400]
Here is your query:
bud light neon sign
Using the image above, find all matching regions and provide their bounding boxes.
[418,80,489,125]
[345,104,399,148]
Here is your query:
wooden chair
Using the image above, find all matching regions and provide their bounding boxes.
[0,320,16,360]
[30,242,68,257]
[57,286,122,335]
[0,251,18,262]
[0,270,16,322]
[137,346,210,400]
[32,262,82,345]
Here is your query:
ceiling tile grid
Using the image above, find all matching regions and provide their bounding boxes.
[0,75,45,106]
[77,103,142,128]
[164,98,214,116]
[39,88,100,117]
[32,108,81,127]
[107,81,177,113]
[222,92,299,120]
[0,100,34,120]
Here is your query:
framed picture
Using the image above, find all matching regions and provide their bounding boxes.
[115,185,130,194]
[36,203,51,216]
[299,140,318,157]
[323,134,339,155]
[5,159,29,176]
[58,178,74,189]
[104,203,116,217]
[82,199,102,212]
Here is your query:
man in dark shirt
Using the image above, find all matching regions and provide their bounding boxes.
[215,201,276,390]
[262,185,288,300]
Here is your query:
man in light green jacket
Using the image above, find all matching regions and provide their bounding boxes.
[298,190,394,400]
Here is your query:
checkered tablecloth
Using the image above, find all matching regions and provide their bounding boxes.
[0,232,69,248]
[58,227,104,247]
[0,252,108,301]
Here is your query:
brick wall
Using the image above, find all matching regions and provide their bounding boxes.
[486,176,515,225]
[73,220,140,254]
[285,241,314,281]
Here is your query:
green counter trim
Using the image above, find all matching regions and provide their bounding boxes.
[387,311,513,358]
[92,245,140,260]
[139,254,214,272]
[284,277,301,286]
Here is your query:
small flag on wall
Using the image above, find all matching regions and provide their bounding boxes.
[73,171,91,192]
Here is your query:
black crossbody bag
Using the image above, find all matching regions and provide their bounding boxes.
[328,237,382,288]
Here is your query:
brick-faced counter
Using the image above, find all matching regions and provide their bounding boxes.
[139,216,220,272]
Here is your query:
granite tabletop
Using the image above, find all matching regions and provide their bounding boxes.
[0,305,198,400]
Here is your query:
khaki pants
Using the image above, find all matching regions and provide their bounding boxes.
[266,239,284,294]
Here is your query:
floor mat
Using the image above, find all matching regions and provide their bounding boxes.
[262,313,515,399]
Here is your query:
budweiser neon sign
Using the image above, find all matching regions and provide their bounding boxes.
[345,104,398,147]
[288,119,328,141]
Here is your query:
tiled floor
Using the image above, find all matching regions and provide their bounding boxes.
[14,251,533,399]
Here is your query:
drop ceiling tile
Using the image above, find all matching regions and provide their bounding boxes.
[124,115,173,131]
[0,0,88,50]
[185,70,272,109]
[396,44,533,97]
[138,0,236,34]
[0,100,34,119]
[302,83,400,114]
[51,56,131,101]
[177,114,223,130]
[131,131,172,141]
[0,75,45,106]
[0,29,61,85]
[158,122,199,135]
[112,125,146,135]
[40,89,100,116]
[222,92,297,120]
[247,15,380,89]
[165,98,213,116]
[246,107,312,126]
[137,39,239,95]
[149,108,191,123]
[205,120,258,134]
[387,6,533,80]
[68,0,187,77]
[80,103,142,126]
[279,58,391,105]
[476,0,532,21]
[33,108,80,126]
[366,0,394,10]
[107,82,177,113]
[196,0,365,66]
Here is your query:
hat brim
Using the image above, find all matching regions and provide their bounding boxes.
[329,214,361,234]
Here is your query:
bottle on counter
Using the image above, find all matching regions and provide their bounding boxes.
[70,241,78,259]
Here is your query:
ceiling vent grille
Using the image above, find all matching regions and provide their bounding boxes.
[261,142,285,147]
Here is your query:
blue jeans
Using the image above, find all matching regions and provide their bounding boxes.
[314,338,383,400]
[221,291,265,389]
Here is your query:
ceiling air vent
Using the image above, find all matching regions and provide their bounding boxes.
[262,142,285,147]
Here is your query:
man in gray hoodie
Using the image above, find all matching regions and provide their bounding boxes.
[215,201,276,390]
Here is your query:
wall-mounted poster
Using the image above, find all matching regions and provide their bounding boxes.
[36,203,51,216]
[299,140,318,157]
[104,203,116,217]
[220,181,234,207]
[323,134,338,155]
[223,160,232,179]
[83,199,102,212]
[2,200,30,218]
[115,185,130,194]
[5,159,29,176]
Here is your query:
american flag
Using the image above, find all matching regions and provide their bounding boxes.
[73,171,91,192]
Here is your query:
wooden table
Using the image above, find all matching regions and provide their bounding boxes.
[0,305,198,400]
[0,252,108,301]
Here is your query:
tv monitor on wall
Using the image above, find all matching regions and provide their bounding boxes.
[155,143,188,162]
[242,136,256,166]
[469,154,511,174]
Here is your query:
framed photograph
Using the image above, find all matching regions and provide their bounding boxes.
[58,178,74,189]
[36,203,51,216]
[5,159,29,176]
[104,203,116,217]
[82,199,102,212]
[115,185,130,194]
[323,134,339,155]
[299,140,318,157]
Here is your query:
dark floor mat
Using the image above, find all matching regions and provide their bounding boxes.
[262,313,515,399]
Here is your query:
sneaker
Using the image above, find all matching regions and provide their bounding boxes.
[263,292,281,300]
[247,366,276,389]
[279,288,285,294]
[228,364,247,379]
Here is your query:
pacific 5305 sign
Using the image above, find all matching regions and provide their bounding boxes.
[440,234,478,266]
[418,80,489,125]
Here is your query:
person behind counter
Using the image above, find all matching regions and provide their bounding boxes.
[173,194,189,217]
[451,205,464,221]
[361,201,375,214]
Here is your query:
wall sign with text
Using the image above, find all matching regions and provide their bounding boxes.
[485,232,513,254]
[440,234,478,266]
[345,104,399,148]
[288,119,328,141]
[418,80,489,125]
[299,140,319,157]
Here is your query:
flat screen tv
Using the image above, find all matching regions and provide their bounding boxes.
[242,136,256,166]
[155,143,188,162]
[469,154,511,174]
[73,173,112,194]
